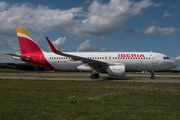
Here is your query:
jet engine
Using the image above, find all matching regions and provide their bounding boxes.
[106,65,126,77]
[77,64,92,71]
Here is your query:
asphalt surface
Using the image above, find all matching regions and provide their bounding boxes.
[0,75,180,83]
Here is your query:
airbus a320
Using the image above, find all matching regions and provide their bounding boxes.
[5,28,177,79]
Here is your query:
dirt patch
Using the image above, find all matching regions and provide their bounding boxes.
[87,93,116,100]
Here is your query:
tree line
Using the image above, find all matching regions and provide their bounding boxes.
[0,63,52,71]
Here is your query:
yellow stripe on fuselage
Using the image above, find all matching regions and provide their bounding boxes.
[16,28,32,39]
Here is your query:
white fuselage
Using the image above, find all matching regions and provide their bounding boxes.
[43,52,177,71]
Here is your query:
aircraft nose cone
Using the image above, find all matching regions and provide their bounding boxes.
[171,60,178,69]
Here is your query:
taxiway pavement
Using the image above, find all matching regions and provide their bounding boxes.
[0,76,179,83]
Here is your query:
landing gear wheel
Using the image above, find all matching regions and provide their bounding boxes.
[150,71,156,79]
[95,74,99,79]
[90,74,96,79]
[151,76,156,79]
[90,73,100,79]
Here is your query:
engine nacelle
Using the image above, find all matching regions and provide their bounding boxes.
[77,64,92,71]
[106,65,126,77]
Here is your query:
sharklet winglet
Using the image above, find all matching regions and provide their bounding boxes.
[46,37,58,52]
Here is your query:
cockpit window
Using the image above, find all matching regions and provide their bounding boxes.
[164,57,170,60]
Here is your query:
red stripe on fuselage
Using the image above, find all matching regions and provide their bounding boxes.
[21,52,55,69]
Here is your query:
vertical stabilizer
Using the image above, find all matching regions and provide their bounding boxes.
[16,28,42,54]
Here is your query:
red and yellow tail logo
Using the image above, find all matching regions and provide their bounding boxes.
[16,28,41,54]
[16,28,33,41]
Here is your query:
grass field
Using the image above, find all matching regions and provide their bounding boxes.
[0,79,180,120]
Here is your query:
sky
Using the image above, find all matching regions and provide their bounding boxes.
[0,0,180,69]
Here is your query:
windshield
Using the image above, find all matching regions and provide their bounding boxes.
[164,57,170,60]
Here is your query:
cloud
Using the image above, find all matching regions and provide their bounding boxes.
[0,0,164,40]
[65,0,162,38]
[0,41,10,48]
[124,28,139,34]
[52,37,67,51]
[0,1,82,37]
[0,0,163,40]
[163,10,172,17]
[149,21,157,26]
[75,40,108,52]
[84,1,91,4]
[144,25,180,35]
[0,1,82,54]
[0,1,9,10]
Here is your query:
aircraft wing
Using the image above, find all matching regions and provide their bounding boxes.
[4,53,32,59]
[46,37,108,70]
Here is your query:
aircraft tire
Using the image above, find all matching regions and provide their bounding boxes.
[95,74,100,79]
[151,76,156,79]
[90,74,96,79]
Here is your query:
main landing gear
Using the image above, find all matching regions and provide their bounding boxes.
[151,71,156,79]
[90,73,100,79]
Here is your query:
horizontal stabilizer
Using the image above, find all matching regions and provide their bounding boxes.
[4,53,32,59]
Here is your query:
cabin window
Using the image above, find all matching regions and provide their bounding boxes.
[105,57,107,59]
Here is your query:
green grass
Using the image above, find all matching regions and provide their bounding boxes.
[0,79,180,120]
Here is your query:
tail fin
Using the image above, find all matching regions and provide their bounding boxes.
[16,28,42,54]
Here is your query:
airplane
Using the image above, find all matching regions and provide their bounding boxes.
[5,28,177,79]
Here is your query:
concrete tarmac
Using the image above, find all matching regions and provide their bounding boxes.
[0,76,180,83]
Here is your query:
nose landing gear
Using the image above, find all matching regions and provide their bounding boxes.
[151,71,156,79]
